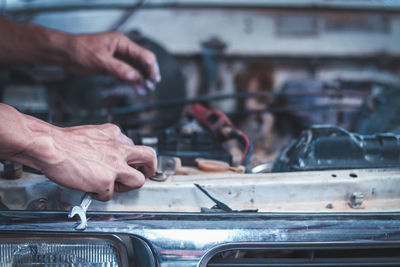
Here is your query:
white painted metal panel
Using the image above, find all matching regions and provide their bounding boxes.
[25,9,400,55]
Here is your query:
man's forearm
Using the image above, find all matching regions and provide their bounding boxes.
[0,103,57,171]
[0,17,69,65]
[0,103,156,201]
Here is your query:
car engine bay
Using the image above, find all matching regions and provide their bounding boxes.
[1,1,400,266]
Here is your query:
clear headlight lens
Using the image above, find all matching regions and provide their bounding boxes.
[0,236,127,266]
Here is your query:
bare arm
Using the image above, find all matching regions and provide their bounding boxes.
[0,18,160,199]
[0,17,161,200]
[0,16,160,85]
[0,103,157,201]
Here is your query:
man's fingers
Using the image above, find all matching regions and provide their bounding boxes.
[124,145,157,178]
[92,180,115,202]
[105,57,143,83]
[91,162,146,200]
[115,166,146,193]
[118,132,134,145]
[64,31,160,83]
[114,35,161,82]
[97,123,133,145]
[114,181,131,193]
[104,57,152,95]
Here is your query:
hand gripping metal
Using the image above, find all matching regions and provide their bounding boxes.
[68,192,93,230]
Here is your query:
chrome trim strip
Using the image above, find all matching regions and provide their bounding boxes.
[1,211,400,267]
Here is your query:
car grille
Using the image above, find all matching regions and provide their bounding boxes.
[206,243,400,267]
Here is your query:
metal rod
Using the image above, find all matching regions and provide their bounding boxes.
[5,1,400,14]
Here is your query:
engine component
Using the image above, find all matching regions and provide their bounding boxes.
[2,85,49,122]
[276,78,373,131]
[1,160,23,179]
[188,104,253,167]
[157,128,232,167]
[149,155,176,182]
[356,88,400,134]
[196,158,244,173]
[273,125,400,172]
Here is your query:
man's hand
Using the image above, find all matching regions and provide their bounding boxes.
[39,124,157,201]
[63,31,161,89]
[0,17,161,89]
[0,104,157,201]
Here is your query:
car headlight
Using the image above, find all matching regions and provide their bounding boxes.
[0,235,128,266]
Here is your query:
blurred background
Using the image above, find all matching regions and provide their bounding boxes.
[1,0,400,170]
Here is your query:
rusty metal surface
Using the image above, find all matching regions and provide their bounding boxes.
[1,167,399,212]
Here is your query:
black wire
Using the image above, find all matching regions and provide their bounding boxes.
[194,184,233,212]
[109,90,362,116]
[113,103,357,127]
[111,0,146,31]
[109,91,267,115]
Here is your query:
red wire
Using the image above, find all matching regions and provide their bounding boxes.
[233,129,251,166]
